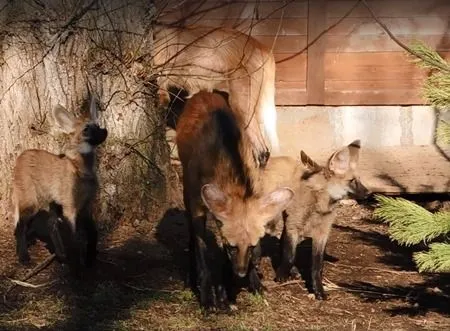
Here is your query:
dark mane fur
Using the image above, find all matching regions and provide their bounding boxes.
[176,91,255,200]
[195,108,253,198]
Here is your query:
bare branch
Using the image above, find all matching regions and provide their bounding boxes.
[361,0,450,74]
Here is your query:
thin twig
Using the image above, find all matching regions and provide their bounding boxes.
[3,254,56,306]
[361,0,450,73]
[323,278,407,298]
[7,279,58,289]
[326,261,418,275]
[21,254,56,282]
[96,257,118,266]
[122,283,182,293]
[276,0,362,64]
[267,279,305,290]
[0,0,98,103]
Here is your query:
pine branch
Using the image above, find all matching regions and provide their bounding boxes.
[436,120,450,145]
[421,72,450,109]
[374,195,450,246]
[361,0,450,74]
[409,41,450,109]
[414,243,450,273]
[409,40,450,72]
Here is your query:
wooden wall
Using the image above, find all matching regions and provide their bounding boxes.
[156,0,450,106]
[324,0,450,105]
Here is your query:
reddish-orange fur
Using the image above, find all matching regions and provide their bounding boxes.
[155,25,279,165]
[11,99,107,266]
[176,91,255,198]
[176,91,293,308]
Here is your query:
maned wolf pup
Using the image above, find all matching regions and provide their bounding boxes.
[176,91,293,309]
[11,96,107,268]
[264,140,370,300]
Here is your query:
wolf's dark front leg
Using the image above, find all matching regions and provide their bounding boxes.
[49,216,67,263]
[311,238,327,300]
[82,215,98,268]
[15,215,32,265]
[248,243,265,294]
[186,216,197,291]
[275,228,299,282]
[191,214,216,310]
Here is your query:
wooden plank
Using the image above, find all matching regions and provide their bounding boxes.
[202,0,301,2]
[327,17,450,36]
[253,1,308,18]
[274,53,308,82]
[276,81,307,89]
[178,18,308,36]
[324,52,450,81]
[325,79,426,106]
[325,80,426,104]
[326,35,450,52]
[324,89,424,105]
[306,0,326,104]
[276,66,307,83]
[325,79,425,90]
[158,1,307,21]
[327,0,450,18]
[253,36,307,53]
[276,85,307,105]
[158,2,253,22]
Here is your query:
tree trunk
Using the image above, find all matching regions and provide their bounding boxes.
[0,0,175,227]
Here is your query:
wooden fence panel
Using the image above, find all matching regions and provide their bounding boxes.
[155,0,450,105]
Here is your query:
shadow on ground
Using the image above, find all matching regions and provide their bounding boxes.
[333,224,419,271]
[337,277,450,317]
[1,208,190,331]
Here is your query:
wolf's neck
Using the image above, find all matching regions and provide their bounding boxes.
[66,142,97,176]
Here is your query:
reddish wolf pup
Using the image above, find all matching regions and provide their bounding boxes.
[11,96,107,268]
[176,91,293,309]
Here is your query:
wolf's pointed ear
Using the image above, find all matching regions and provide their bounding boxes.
[52,105,76,134]
[300,151,321,171]
[201,184,231,222]
[258,187,294,225]
[328,140,361,175]
[89,95,99,123]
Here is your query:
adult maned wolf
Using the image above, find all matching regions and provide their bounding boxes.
[10,96,107,269]
[261,140,370,300]
[176,91,293,309]
[154,24,278,168]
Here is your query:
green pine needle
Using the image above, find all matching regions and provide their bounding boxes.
[421,72,450,108]
[414,243,450,273]
[374,195,450,246]
[379,40,450,274]
[408,41,450,109]
[436,120,450,145]
[409,40,450,72]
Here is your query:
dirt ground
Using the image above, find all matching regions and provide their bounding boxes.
[1,182,450,330]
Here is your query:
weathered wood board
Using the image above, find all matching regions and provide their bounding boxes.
[155,0,450,106]
[276,106,450,194]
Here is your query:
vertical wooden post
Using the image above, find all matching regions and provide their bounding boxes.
[306,0,327,105]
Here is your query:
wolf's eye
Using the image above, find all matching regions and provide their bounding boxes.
[82,127,89,134]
